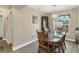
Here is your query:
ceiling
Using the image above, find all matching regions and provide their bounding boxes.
[0,5,12,10]
[0,5,26,10]
[28,5,79,13]
[0,5,78,13]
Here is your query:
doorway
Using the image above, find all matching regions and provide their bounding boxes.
[32,15,38,39]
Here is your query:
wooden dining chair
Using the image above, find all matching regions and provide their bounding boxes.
[53,33,66,53]
[62,33,66,50]
[0,37,3,40]
[59,33,66,53]
[0,40,11,53]
[37,31,53,53]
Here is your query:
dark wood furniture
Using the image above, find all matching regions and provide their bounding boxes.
[37,30,66,53]
[41,16,50,32]
[0,37,3,40]
[52,33,66,53]
[0,40,12,53]
[37,31,53,53]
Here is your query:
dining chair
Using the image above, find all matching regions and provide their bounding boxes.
[53,33,66,53]
[0,40,11,53]
[62,33,66,50]
[37,31,53,53]
[59,33,66,53]
[0,37,3,40]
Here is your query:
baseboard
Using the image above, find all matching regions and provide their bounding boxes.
[12,38,75,51]
[66,38,75,42]
[13,39,38,51]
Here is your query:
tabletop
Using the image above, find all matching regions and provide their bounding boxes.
[48,32,65,42]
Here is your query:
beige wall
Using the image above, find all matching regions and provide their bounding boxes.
[77,7,79,27]
[0,10,13,44]
[12,6,46,47]
[48,8,78,40]
[0,16,3,37]
[11,6,79,47]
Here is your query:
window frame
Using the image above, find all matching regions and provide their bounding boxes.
[53,14,70,35]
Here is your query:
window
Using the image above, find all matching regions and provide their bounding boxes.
[54,14,70,33]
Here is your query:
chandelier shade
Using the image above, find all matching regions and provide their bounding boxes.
[51,5,58,19]
[51,14,58,18]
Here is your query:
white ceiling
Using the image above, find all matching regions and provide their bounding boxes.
[0,5,78,13]
[0,5,26,10]
[0,5,12,14]
[28,5,79,13]
[0,5,12,10]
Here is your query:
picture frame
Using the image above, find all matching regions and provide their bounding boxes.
[32,15,38,24]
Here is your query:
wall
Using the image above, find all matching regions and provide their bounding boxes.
[3,10,14,44]
[0,10,13,44]
[12,6,79,47]
[12,6,46,47]
[77,7,79,27]
[0,16,3,37]
[48,8,78,40]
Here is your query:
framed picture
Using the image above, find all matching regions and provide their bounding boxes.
[32,15,38,24]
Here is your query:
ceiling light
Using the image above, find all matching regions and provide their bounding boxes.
[51,5,58,19]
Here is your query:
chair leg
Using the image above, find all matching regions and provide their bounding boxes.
[64,43,66,51]
[54,48,60,53]
[53,48,56,53]
[62,50,65,53]
[38,49,40,53]
[48,48,52,53]
[65,46,66,49]
[59,48,61,53]
[51,47,55,53]
[59,46,64,53]
[38,46,41,53]
[62,47,65,53]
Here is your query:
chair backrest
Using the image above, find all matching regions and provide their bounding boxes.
[62,33,66,42]
[57,33,66,45]
[44,27,50,33]
[37,31,48,44]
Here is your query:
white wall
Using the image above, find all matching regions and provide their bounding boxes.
[2,10,13,44]
[6,11,14,43]
[11,6,79,47]
[0,16,3,37]
[12,6,46,47]
[77,7,79,27]
[48,8,78,40]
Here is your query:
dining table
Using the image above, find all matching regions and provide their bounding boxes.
[48,31,65,42]
[47,31,66,52]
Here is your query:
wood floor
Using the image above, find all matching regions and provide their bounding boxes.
[12,40,79,53]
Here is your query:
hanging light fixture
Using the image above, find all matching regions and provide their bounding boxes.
[51,5,58,19]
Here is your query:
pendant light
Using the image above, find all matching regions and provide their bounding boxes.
[51,5,58,19]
